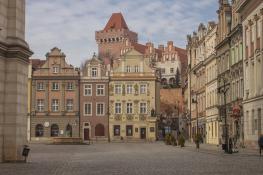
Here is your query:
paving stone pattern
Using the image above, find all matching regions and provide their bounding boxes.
[0,142,263,175]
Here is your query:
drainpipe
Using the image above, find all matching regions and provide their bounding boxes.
[78,71,81,138]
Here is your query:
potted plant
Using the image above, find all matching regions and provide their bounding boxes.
[171,136,177,146]
[178,135,185,147]
[165,134,172,145]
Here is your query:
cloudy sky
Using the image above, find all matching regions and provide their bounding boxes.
[26,0,218,66]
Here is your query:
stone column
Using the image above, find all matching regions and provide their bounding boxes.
[0,0,33,162]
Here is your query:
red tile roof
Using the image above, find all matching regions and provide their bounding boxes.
[132,43,147,54]
[30,59,45,69]
[104,13,129,31]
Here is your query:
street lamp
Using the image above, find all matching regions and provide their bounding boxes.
[192,91,199,148]
[218,77,230,153]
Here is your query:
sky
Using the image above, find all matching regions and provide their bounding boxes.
[26,0,218,67]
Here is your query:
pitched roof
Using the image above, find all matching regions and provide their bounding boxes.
[104,13,129,31]
[132,43,147,54]
[30,59,45,69]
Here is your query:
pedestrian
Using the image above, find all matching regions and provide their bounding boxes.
[258,135,263,156]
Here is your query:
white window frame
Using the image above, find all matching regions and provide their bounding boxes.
[96,84,105,96]
[37,99,44,112]
[66,99,73,112]
[135,66,139,72]
[126,103,133,114]
[67,82,74,90]
[115,84,122,94]
[96,103,104,116]
[53,66,59,74]
[170,68,174,74]
[84,84,92,96]
[84,103,92,116]
[37,82,44,91]
[52,82,59,90]
[140,84,147,94]
[91,67,97,77]
[115,103,122,114]
[51,99,59,112]
[140,102,147,114]
[126,84,133,94]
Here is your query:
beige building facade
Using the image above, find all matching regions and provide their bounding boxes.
[0,0,33,162]
[109,50,160,141]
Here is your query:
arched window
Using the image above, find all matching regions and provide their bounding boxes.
[35,124,44,137]
[51,124,59,137]
[161,78,167,85]
[95,124,105,136]
[169,78,175,85]
[65,124,72,137]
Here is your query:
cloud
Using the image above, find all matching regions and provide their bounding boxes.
[26,0,218,66]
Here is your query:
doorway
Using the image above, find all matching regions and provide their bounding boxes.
[140,128,146,139]
[84,128,90,141]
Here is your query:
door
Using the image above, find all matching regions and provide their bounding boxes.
[84,128,90,141]
[140,128,146,139]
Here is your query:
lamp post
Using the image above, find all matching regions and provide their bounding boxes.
[218,77,229,153]
[192,91,199,148]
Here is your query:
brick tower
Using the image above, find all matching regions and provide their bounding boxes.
[95,13,138,59]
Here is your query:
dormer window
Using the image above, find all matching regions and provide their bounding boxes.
[135,66,139,72]
[53,66,59,73]
[126,66,131,72]
[91,68,97,77]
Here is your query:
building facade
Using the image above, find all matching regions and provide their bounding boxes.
[237,0,263,147]
[109,50,159,141]
[0,0,33,162]
[204,23,219,145]
[30,48,80,141]
[80,54,109,142]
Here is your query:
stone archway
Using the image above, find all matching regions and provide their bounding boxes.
[95,124,105,136]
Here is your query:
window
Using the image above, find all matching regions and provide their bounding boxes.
[37,99,44,112]
[51,124,59,137]
[37,82,44,91]
[96,103,104,115]
[84,103,92,116]
[84,84,92,96]
[161,68,165,74]
[140,84,147,94]
[114,125,120,136]
[66,99,73,111]
[67,82,74,90]
[135,66,139,72]
[96,85,105,96]
[53,66,59,73]
[127,103,133,114]
[126,125,133,136]
[52,82,59,90]
[115,103,121,114]
[35,124,44,137]
[51,99,59,112]
[126,84,133,94]
[150,127,155,132]
[140,103,147,114]
[91,68,97,77]
[115,85,122,94]
[126,66,131,72]
[170,68,174,73]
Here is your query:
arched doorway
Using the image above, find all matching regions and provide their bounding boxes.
[51,124,59,137]
[65,124,72,137]
[35,124,44,137]
[95,124,105,136]
[161,78,167,85]
[169,78,175,85]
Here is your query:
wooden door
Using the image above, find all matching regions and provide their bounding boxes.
[84,128,90,141]
[140,128,146,139]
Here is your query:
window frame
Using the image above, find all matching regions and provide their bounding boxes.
[84,84,92,96]
[96,103,105,116]
[140,102,147,114]
[37,82,45,91]
[115,84,122,94]
[115,103,122,114]
[126,84,133,94]
[52,82,59,91]
[84,103,92,116]
[114,125,120,136]
[96,84,105,96]
[91,67,97,77]
[51,99,59,112]
[126,103,133,114]
[140,84,147,94]
[66,99,73,112]
[37,99,45,112]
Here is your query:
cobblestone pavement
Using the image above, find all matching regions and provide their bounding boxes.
[1,142,263,175]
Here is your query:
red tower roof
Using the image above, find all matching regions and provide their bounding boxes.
[104,13,129,31]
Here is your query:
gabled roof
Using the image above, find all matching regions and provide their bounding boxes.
[104,13,129,31]
[132,43,147,54]
[30,59,45,69]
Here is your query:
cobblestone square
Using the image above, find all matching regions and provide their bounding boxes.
[1,142,263,175]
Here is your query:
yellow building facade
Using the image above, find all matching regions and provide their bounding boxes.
[109,50,160,141]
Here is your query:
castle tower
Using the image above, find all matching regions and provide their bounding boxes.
[95,13,138,59]
[0,0,33,162]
